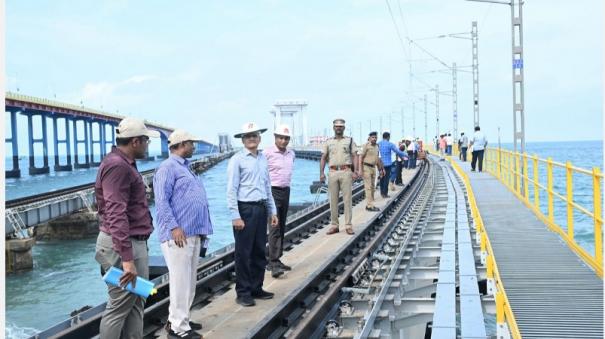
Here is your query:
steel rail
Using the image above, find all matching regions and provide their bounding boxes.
[248,162,429,339]
[31,180,366,339]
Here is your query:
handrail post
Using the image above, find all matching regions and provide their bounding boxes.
[515,152,521,195]
[547,157,554,223]
[497,148,502,179]
[523,153,529,200]
[566,161,574,241]
[593,167,602,266]
[486,256,495,296]
[533,154,540,210]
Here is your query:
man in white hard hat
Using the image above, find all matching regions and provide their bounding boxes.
[154,129,213,339]
[94,117,159,339]
[264,124,296,278]
[227,122,278,307]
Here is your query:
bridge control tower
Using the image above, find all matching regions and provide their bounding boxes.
[270,100,308,146]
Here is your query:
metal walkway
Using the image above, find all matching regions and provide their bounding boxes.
[454,158,603,338]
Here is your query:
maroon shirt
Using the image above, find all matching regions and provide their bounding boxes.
[95,147,153,261]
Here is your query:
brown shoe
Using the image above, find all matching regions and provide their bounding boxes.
[326,226,340,235]
[345,226,355,235]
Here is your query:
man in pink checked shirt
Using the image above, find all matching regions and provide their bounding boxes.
[264,124,296,278]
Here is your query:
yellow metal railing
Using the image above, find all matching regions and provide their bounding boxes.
[448,158,521,339]
[484,148,603,277]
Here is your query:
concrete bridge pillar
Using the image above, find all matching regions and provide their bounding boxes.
[5,110,21,178]
[73,119,91,169]
[5,238,35,273]
[52,116,73,172]
[27,113,50,175]
[89,120,103,166]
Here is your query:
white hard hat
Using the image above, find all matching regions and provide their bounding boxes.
[274,124,292,137]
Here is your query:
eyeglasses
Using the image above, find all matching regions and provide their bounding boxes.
[243,134,260,139]
[138,136,151,144]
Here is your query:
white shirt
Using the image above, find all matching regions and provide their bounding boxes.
[471,131,488,151]
[461,135,469,147]
[445,136,453,146]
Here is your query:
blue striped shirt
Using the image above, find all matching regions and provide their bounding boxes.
[227,149,277,220]
[378,140,407,166]
[153,155,214,243]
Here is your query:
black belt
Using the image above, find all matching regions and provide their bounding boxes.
[363,162,376,167]
[130,234,150,241]
[271,186,290,190]
[239,200,267,206]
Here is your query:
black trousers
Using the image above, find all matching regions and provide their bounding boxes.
[380,165,392,196]
[471,149,485,171]
[395,161,403,184]
[268,186,290,264]
[461,147,468,162]
[234,201,268,297]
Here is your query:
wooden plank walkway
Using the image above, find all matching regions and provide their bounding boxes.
[453,158,603,338]
[155,169,419,339]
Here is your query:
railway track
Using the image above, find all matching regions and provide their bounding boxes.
[247,159,432,339]
[7,153,230,209]
[31,178,369,339]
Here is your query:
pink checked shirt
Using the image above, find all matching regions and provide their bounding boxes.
[264,145,295,188]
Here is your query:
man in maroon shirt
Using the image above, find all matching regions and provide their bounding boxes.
[94,117,159,339]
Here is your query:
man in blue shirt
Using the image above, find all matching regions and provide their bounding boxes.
[154,129,212,339]
[227,122,279,307]
[377,132,407,198]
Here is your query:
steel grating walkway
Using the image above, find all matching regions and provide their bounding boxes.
[453,158,603,338]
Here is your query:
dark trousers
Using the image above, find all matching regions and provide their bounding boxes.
[471,149,485,171]
[380,165,392,196]
[461,147,468,162]
[268,187,290,264]
[234,201,268,297]
[394,161,403,184]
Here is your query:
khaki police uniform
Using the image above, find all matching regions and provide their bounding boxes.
[360,142,379,208]
[322,136,357,227]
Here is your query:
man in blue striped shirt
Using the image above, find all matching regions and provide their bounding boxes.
[227,122,278,307]
[154,129,213,339]
[377,132,407,198]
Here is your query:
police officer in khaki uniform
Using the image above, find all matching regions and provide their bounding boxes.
[359,131,385,212]
[320,118,360,235]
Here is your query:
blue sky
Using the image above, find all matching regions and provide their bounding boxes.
[5,0,603,152]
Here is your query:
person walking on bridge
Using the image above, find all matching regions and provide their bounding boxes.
[154,129,213,339]
[460,132,469,162]
[94,117,159,339]
[264,124,295,279]
[359,131,385,212]
[320,118,360,235]
[470,125,488,172]
[227,122,279,307]
[377,131,407,197]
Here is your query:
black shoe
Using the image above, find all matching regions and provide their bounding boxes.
[271,266,284,278]
[266,264,273,271]
[276,260,292,271]
[252,290,274,299]
[236,295,256,306]
[471,169,476,172]
[189,321,203,331]
[166,321,203,332]
[381,194,390,198]
[396,183,404,186]
[167,328,202,339]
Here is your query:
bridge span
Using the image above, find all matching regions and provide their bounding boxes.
[5,92,219,178]
[29,152,602,339]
